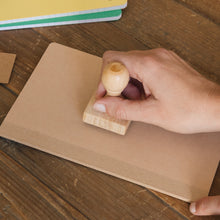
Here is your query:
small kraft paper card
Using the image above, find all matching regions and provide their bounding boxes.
[0,43,219,202]
[0,52,16,83]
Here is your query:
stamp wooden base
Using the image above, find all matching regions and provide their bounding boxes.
[83,92,131,135]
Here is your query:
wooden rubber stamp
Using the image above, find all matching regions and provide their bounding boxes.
[83,62,131,135]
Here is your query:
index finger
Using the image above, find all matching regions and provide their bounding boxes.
[95,82,106,99]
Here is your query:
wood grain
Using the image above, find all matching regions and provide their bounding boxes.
[0,87,16,124]
[178,0,220,24]
[0,29,49,94]
[113,0,220,82]
[0,0,219,219]
[0,139,189,220]
[0,150,88,220]
[0,193,23,220]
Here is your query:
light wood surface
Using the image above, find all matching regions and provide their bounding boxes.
[0,0,219,219]
[83,61,130,135]
[83,92,131,135]
[102,62,129,96]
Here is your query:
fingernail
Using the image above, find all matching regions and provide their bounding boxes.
[190,202,196,214]
[93,103,106,113]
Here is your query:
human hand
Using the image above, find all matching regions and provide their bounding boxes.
[94,48,220,134]
[190,195,220,216]
[93,48,220,216]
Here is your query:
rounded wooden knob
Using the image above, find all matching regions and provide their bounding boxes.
[101,62,129,96]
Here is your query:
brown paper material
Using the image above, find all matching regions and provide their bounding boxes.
[0,43,219,202]
[0,52,16,83]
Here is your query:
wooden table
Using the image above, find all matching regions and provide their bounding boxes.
[0,1,219,219]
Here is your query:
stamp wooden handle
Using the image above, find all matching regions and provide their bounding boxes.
[101,62,129,96]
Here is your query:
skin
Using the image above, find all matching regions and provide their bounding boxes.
[93,48,220,216]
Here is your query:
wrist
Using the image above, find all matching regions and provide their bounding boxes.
[206,84,220,132]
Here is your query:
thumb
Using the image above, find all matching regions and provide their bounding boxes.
[93,96,157,122]
[190,196,220,216]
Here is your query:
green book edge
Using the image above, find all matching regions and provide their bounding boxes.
[0,10,121,28]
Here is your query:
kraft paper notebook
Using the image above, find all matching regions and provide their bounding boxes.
[0,43,219,202]
[0,53,16,83]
